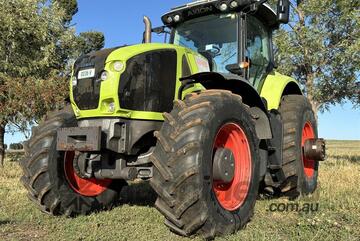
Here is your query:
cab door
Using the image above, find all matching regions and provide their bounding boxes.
[246,15,272,91]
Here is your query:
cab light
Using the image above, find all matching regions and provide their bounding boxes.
[174,15,181,22]
[219,3,228,11]
[230,1,238,8]
[166,16,173,23]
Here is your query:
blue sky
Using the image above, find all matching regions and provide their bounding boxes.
[4,0,360,145]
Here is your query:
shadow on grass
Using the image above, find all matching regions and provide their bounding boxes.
[0,219,12,225]
[117,181,157,207]
[327,154,360,163]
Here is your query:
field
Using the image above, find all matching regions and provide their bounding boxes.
[1,140,359,241]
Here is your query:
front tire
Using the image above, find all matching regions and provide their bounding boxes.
[150,90,261,239]
[19,106,125,216]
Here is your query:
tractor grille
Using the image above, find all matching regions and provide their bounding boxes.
[118,50,177,113]
[73,48,117,110]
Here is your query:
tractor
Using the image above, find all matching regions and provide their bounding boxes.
[20,0,326,238]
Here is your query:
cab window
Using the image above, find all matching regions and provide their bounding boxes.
[247,15,270,88]
[173,13,238,74]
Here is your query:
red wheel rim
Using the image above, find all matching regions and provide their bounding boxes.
[212,123,252,211]
[302,122,316,179]
[64,152,112,197]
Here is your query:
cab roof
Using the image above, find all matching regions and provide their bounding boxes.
[162,0,278,29]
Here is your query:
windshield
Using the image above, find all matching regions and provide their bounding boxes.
[173,14,238,74]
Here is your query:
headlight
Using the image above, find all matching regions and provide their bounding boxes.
[109,102,115,112]
[100,71,109,81]
[113,61,125,72]
[72,76,77,87]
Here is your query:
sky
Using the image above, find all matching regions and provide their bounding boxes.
[4,0,360,145]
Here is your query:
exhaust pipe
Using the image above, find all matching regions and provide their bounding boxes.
[143,16,152,43]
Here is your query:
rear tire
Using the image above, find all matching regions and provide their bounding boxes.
[278,95,319,197]
[19,106,125,216]
[150,90,261,239]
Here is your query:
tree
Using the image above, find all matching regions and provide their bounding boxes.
[0,0,105,166]
[273,0,360,116]
[77,32,105,55]
[54,0,78,24]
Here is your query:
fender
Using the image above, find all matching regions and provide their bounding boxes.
[180,72,272,140]
[260,71,302,110]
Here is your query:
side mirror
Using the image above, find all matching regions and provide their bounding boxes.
[225,64,243,76]
[277,0,290,24]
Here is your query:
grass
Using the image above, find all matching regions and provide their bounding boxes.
[1,140,359,241]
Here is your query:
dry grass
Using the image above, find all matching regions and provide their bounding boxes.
[0,140,359,241]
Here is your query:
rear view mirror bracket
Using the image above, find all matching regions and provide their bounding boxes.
[277,0,290,24]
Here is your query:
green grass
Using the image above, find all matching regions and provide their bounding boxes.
[1,140,359,241]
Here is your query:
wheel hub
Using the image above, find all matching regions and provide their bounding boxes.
[73,152,92,179]
[213,148,235,183]
[303,138,326,161]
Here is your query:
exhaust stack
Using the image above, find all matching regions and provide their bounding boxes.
[143,16,152,43]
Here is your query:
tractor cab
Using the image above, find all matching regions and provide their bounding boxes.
[160,0,287,89]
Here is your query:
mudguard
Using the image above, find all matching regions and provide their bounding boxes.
[180,72,272,140]
[180,72,268,112]
[260,71,302,110]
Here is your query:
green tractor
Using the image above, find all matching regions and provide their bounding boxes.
[20,0,326,238]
